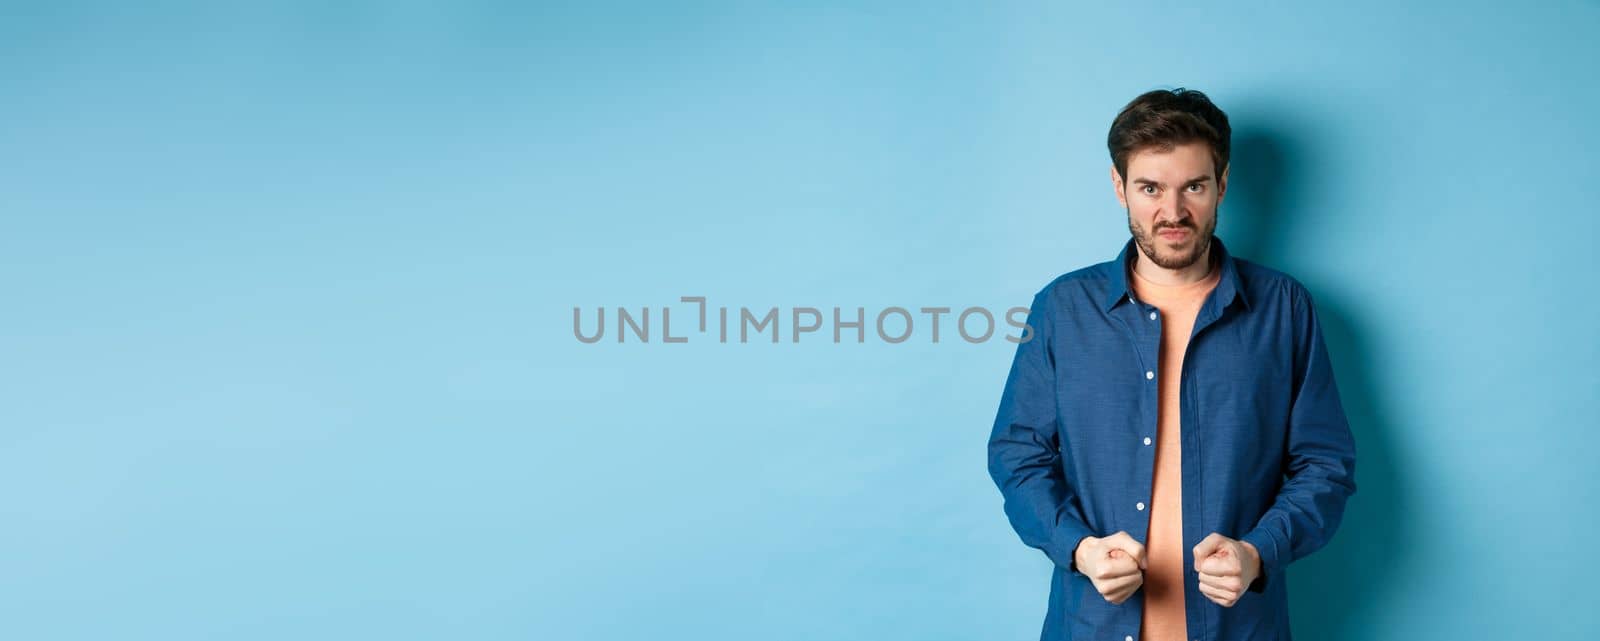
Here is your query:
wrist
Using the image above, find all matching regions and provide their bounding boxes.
[1072,535,1094,572]
[1239,540,1262,576]
[1235,537,1260,588]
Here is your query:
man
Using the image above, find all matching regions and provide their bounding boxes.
[986,88,1357,641]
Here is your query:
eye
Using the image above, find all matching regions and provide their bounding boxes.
[1186,183,1204,193]
[1141,185,1157,195]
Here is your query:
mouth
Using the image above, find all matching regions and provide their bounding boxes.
[1156,227,1192,241]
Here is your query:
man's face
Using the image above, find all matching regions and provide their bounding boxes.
[1111,141,1228,270]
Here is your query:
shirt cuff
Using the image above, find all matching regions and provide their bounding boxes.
[1057,524,1096,577]
[1240,526,1283,593]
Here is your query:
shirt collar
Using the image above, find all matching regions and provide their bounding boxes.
[1101,234,1250,313]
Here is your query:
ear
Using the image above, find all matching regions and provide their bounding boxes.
[1216,163,1229,204]
[1111,163,1128,208]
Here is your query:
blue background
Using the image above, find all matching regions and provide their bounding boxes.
[3,2,1596,639]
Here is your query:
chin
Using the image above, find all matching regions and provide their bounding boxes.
[1156,250,1203,269]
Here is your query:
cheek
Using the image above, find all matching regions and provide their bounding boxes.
[1184,194,1219,218]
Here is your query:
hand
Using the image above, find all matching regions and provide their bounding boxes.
[1074,531,1147,605]
[1192,532,1261,607]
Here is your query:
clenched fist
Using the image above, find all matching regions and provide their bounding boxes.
[1192,532,1262,607]
[1073,531,1147,605]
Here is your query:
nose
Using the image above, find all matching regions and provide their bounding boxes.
[1159,190,1188,223]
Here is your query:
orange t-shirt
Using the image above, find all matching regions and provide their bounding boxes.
[1128,254,1221,641]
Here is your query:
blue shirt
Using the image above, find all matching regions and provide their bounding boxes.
[987,235,1357,641]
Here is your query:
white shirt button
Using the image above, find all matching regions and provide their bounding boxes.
[1136,501,1146,510]
[1149,311,1157,320]
[1126,636,1134,641]
[1146,370,1155,380]
[1144,436,1152,445]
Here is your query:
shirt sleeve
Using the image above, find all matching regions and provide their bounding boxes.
[987,288,1097,575]
[1240,283,1359,593]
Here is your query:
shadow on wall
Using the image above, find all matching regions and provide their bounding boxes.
[1225,121,1415,641]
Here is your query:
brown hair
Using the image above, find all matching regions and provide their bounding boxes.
[1107,87,1231,183]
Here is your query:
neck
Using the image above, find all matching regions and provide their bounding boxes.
[1133,241,1215,286]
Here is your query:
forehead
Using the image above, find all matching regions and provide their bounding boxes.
[1125,141,1215,178]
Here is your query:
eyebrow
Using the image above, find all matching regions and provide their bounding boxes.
[1132,175,1212,186]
